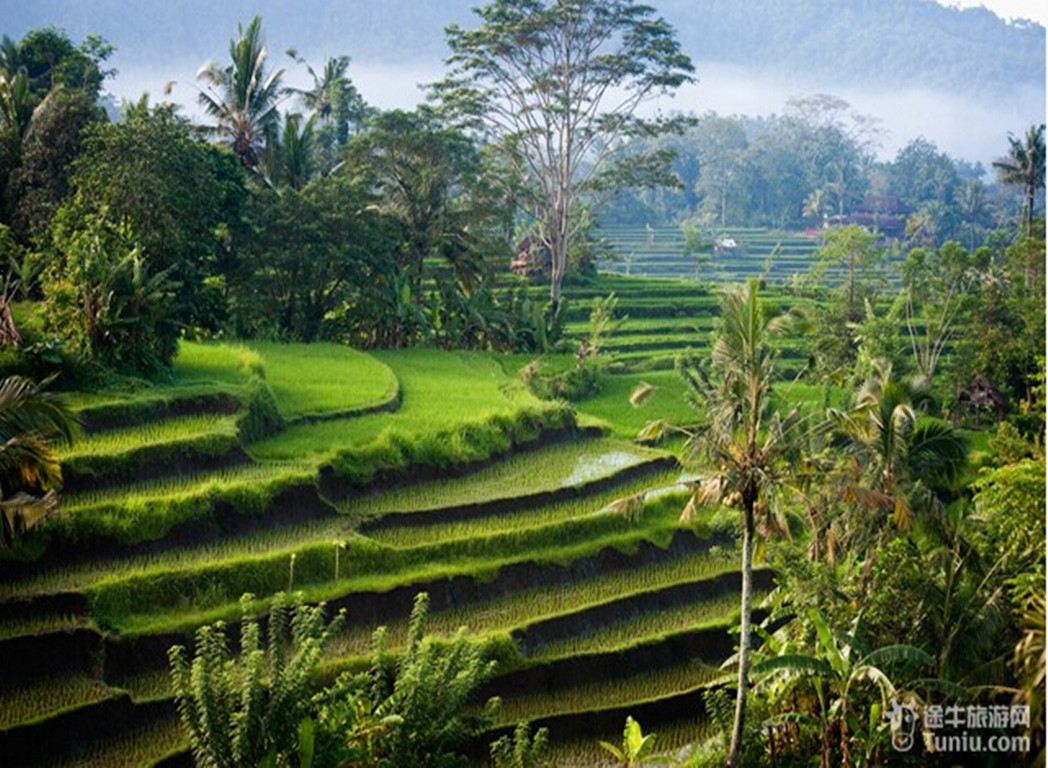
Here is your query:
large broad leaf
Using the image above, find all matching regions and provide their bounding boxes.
[754,653,834,678]
[297,717,315,768]
[810,609,847,679]
[907,417,968,489]
[598,740,624,762]
[862,644,933,671]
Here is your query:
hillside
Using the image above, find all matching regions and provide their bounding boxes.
[9,0,1044,101]
[660,0,1044,98]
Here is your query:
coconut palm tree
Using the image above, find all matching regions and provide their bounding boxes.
[0,375,78,548]
[267,112,315,190]
[633,279,800,767]
[286,52,371,174]
[197,15,284,171]
[992,123,1045,236]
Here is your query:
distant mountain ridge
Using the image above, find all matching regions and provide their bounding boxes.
[658,0,1044,98]
[8,0,1044,104]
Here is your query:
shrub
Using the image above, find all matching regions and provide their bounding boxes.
[168,592,344,768]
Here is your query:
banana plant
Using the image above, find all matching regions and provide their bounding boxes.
[599,716,667,767]
[754,609,934,768]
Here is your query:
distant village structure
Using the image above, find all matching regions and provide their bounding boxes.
[826,195,909,240]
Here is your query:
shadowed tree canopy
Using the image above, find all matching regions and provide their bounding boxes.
[431,0,695,306]
[51,100,245,339]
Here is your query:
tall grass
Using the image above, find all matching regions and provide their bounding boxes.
[323,544,740,661]
[54,463,315,546]
[494,660,724,725]
[57,414,238,460]
[365,467,684,548]
[47,714,186,768]
[0,675,117,730]
[92,493,692,634]
[531,590,764,660]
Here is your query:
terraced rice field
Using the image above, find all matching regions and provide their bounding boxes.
[595,224,826,284]
[0,278,777,766]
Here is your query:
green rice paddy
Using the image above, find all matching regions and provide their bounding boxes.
[3,274,795,766]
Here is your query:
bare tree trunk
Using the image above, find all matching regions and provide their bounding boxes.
[727,497,755,767]
[549,197,568,309]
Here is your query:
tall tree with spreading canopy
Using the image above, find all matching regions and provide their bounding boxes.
[197,16,284,172]
[432,0,694,307]
[992,123,1045,236]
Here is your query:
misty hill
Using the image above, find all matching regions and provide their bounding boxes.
[659,0,1044,98]
[9,0,1045,104]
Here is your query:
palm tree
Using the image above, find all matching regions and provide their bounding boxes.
[268,112,315,190]
[286,52,371,174]
[634,280,799,767]
[955,179,987,252]
[992,123,1046,236]
[0,70,32,140]
[197,16,284,171]
[825,360,967,544]
[0,375,78,548]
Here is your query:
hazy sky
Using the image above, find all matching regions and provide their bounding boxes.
[937,0,1048,25]
[3,0,1042,167]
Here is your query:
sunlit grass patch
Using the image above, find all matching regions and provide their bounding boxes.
[576,370,696,443]
[246,341,398,420]
[57,413,238,460]
[172,341,261,385]
[53,461,316,546]
[364,467,683,548]
[0,509,344,600]
[248,349,543,462]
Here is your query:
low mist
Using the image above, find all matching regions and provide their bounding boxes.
[106,56,1042,171]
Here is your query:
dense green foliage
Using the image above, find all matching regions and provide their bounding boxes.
[0,6,1042,768]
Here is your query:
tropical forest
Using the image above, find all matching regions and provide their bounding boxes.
[0,1,1043,766]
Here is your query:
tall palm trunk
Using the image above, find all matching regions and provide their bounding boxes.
[728,491,756,767]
